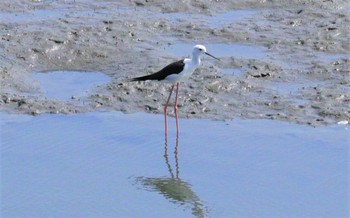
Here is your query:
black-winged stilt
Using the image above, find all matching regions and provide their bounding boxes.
[131,44,219,137]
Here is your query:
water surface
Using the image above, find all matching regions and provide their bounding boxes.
[156,9,258,28]
[165,43,265,59]
[32,71,110,101]
[1,112,348,217]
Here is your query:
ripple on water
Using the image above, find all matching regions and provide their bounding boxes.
[1,111,348,217]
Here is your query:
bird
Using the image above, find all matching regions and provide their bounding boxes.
[130,44,219,137]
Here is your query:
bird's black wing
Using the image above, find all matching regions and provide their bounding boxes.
[130,59,185,81]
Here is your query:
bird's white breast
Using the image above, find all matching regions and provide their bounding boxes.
[164,58,200,83]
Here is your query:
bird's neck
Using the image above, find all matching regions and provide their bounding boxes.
[191,54,201,66]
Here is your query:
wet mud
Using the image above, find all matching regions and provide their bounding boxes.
[1,0,349,126]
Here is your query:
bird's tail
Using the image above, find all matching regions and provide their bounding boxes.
[129,74,153,82]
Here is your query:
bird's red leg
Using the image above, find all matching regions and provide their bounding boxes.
[174,82,180,136]
[164,84,175,139]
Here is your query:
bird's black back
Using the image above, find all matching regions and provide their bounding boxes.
[131,59,185,81]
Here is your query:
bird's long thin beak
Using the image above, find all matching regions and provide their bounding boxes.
[205,52,220,60]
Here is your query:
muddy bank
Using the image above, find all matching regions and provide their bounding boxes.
[1,0,349,126]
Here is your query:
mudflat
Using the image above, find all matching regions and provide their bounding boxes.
[1,0,349,126]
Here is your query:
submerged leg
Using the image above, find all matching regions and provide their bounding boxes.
[164,84,175,138]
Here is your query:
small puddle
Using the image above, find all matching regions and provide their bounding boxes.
[207,10,258,27]
[221,68,244,77]
[32,71,110,101]
[165,43,265,59]
[0,8,68,23]
[156,9,258,28]
[270,81,323,96]
[317,52,350,62]
[0,2,122,24]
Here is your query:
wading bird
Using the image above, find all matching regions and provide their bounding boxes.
[131,45,219,137]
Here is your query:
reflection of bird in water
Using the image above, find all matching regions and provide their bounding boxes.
[134,137,208,218]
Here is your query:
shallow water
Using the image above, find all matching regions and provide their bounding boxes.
[1,112,348,217]
[156,9,258,28]
[207,10,259,27]
[32,71,110,101]
[165,43,265,59]
[0,1,119,24]
[319,52,350,61]
[270,81,323,96]
[0,7,69,23]
[220,68,244,77]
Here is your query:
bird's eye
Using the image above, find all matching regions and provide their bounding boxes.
[199,48,202,51]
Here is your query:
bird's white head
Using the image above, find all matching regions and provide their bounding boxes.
[193,44,207,56]
[192,44,219,60]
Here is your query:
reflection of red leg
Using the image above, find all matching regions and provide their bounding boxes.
[164,84,175,138]
[174,82,180,136]
[175,135,180,178]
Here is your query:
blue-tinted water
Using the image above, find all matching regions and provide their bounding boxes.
[1,112,348,217]
[32,71,110,101]
[0,6,71,24]
[156,10,258,28]
[221,68,244,77]
[165,43,265,60]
